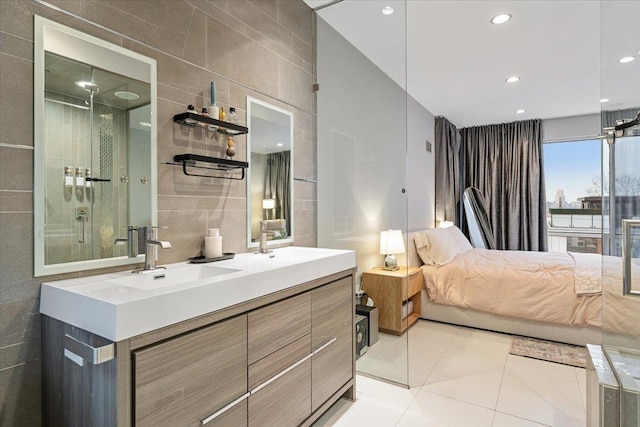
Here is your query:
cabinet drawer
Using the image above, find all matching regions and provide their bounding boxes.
[248,292,311,365]
[248,357,311,427]
[249,334,311,390]
[407,268,423,298]
[134,315,247,427]
[311,277,353,412]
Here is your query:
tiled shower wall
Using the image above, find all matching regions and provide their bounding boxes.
[0,1,316,425]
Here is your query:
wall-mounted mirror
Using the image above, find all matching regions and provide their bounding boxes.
[34,16,157,276]
[246,97,294,248]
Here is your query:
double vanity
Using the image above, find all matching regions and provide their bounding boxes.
[40,247,356,426]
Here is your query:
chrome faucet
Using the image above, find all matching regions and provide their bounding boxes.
[139,226,172,272]
[114,225,139,258]
[114,225,171,273]
[259,220,271,254]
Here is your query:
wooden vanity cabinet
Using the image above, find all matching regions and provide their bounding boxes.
[42,269,355,427]
[133,315,248,427]
[311,277,354,412]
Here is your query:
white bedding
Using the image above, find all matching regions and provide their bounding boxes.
[421,248,602,327]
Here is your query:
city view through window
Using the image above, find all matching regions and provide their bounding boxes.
[544,139,602,253]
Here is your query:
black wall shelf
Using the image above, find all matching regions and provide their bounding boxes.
[169,154,249,180]
[173,112,248,135]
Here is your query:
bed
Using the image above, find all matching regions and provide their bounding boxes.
[406,227,603,346]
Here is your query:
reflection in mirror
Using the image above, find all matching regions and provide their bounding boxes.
[34,16,157,276]
[246,97,294,248]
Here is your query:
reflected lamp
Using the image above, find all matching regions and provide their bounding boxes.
[380,229,405,271]
[263,198,275,219]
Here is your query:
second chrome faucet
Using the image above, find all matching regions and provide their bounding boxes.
[115,226,171,273]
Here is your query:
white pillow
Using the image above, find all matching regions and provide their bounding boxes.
[447,226,473,253]
[413,226,472,266]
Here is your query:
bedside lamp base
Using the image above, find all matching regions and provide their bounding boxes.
[382,254,399,271]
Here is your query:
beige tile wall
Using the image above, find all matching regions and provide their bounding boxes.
[0,1,316,425]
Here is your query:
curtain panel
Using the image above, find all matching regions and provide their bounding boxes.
[264,151,291,235]
[435,116,462,226]
[461,119,547,251]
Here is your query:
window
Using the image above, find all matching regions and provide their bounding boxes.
[543,139,602,253]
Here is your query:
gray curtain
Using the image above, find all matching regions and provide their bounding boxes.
[435,116,462,226]
[461,119,547,251]
[264,151,291,235]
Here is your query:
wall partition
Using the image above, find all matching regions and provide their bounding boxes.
[316,0,411,386]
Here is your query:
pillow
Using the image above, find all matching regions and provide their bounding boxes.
[413,226,472,266]
[447,226,473,253]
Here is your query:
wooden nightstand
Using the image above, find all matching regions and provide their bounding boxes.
[361,267,423,335]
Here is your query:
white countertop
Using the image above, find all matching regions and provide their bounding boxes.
[40,246,356,341]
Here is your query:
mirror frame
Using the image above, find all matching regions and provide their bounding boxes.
[246,96,295,249]
[33,16,158,276]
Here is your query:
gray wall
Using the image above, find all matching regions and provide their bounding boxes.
[317,17,435,277]
[0,1,315,425]
[542,113,601,142]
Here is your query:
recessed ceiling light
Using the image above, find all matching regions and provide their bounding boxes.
[506,76,520,83]
[75,80,93,89]
[491,13,511,25]
[114,91,139,100]
[619,56,635,64]
[382,6,394,15]
[277,143,284,147]
[515,109,526,114]
[600,98,611,103]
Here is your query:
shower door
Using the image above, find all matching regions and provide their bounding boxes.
[600,1,640,424]
[43,53,151,265]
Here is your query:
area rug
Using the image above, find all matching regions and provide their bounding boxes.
[510,336,587,368]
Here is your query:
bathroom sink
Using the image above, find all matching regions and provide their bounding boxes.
[106,265,241,290]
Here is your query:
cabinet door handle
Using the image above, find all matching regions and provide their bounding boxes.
[312,337,337,355]
[250,352,313,395]
[201,392,250,425]
[64,334,115,364]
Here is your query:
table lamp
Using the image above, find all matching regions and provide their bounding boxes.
[263,198,275,219]
[380,229,405,271]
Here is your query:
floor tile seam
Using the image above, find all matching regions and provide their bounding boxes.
[493,409,552,426]
[505,354,580,384]
[574,368,587,412]
[420,342,454,386]
[417,388,500,413]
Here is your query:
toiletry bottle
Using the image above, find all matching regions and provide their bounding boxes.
[85,168,92,188]
[199,108,209,127]
[228,107,238,124]
[185,104,197,124]
[204,228,223,258]
[64,166,74,187]
[219,107,226,122]
[209,81,220,121]
[75,167,85,187]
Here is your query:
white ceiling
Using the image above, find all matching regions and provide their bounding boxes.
[306,0,640,127]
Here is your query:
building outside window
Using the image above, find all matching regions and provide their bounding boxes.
[543,139,603,254]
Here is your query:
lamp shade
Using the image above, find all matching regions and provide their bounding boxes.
[379,229,405,255]
[262,198,275,209]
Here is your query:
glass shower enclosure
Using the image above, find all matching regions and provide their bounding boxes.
[598,1,640,425]
[315,0,411,386]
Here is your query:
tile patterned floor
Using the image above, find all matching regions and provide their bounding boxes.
[313,320,586,427]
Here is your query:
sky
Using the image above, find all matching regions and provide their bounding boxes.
[543,139,601,203]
